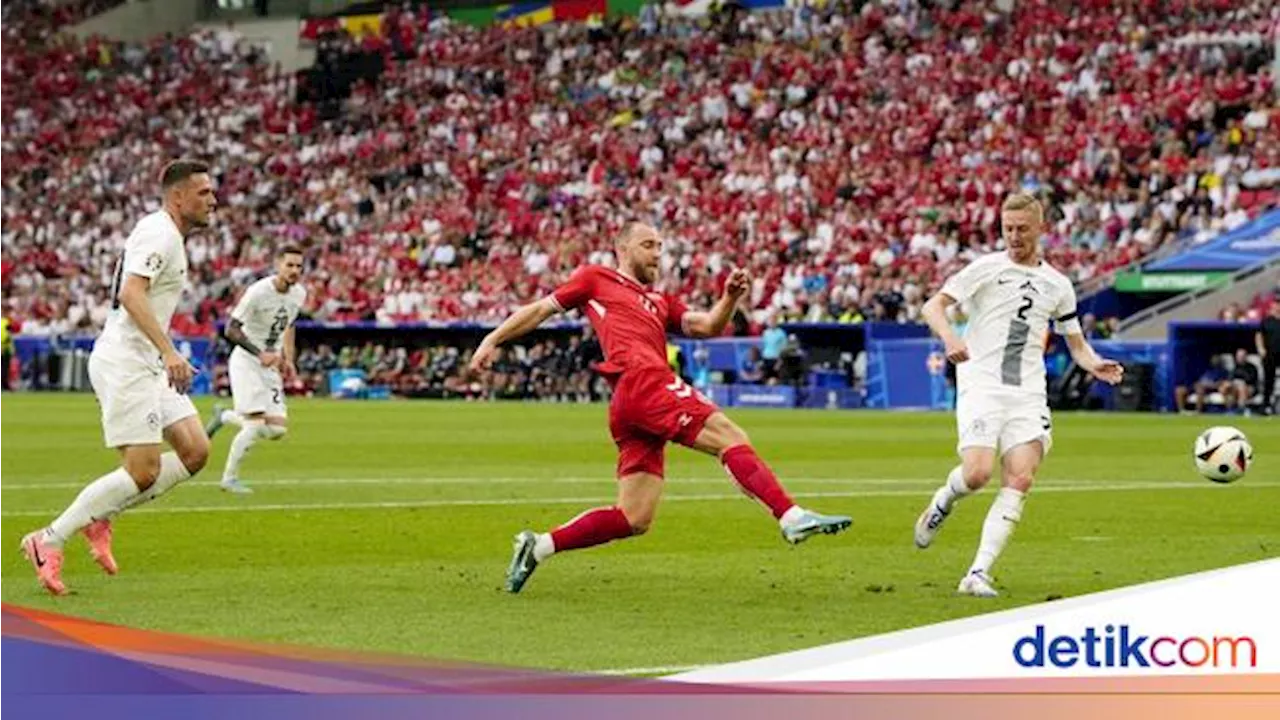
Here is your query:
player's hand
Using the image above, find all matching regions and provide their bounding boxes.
[259,350,282,370]
[944,338,970,364]
[163,351,195,394]
[469,342,498,375]
[724,268,750,300]
[1090,358,1125,385]
[281,361,298,383]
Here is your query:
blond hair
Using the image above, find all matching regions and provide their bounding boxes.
[1001,192,1044,219]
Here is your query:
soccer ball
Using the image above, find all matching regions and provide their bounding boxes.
[1193,426,1253,483]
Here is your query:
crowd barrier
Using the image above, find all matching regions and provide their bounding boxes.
[7,321,1262,412]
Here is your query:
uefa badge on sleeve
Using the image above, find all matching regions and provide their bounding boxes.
[145,252,163,273]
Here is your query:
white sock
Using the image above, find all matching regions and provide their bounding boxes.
[779,505,806,526]
[45,468,139,547]
[221,409,245,427]
[116,452,193,514]
[934,465,974,512]
[533,532,556,562]
[223,421,264,481]
[970,487,1026,574]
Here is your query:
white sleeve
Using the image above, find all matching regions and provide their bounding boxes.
[1053,281,1082,335]
[231,283,259,323]
[939,259,986,304]
[121,225,170,280]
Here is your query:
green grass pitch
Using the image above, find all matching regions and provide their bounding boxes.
[2,394,1277,673]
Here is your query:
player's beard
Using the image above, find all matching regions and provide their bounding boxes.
[1008,240,1037,264]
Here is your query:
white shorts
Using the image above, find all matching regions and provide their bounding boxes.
[955,391,1053,457]
[229,350,286,417]
[88,350,198,448]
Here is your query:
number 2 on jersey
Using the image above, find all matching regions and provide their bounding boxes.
[1016,296,1033,321]
[1002,295,1034,386]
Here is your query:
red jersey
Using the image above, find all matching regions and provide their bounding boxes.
[551,265,688,378]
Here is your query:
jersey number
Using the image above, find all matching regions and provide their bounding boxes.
[265,311,289,349]
[1002,295,1034,386]
[665,378,694,399]
[1016,296,1033,321]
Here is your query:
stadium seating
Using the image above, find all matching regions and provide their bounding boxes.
[2,0,1276,341]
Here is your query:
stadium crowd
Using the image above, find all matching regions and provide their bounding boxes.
[2,0,1278,343]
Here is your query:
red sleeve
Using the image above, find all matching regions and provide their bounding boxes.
[665,294,690,335]
[551,266,596,311]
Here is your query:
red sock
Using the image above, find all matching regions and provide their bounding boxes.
[722,445,795,520]
[550,506,634,553]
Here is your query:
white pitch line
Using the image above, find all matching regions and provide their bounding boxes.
[0,475,1253,492]
[0,477,941,491]
[1,480,1273,518]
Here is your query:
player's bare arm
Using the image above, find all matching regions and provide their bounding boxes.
[682,268,749,338]
[282,325,298,382]
[470,297,560,372]
[1064,332,1124,385]
[225,318,281,370]
[921,292,969,363]
[118,273,194,393]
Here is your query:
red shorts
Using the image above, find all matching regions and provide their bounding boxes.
[608,368,719,479]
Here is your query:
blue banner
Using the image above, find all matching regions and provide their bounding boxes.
[864,338,950,410]
[1145,209,1280,271]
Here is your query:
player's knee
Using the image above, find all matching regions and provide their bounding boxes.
[178,438,211,474]
[704,413,750,449]
[262,423,288,441]
[619,501,657,535]
[1004,471,1034,493]
[963,463,995,488]
[124,455,161,490]
[626,509,655,535]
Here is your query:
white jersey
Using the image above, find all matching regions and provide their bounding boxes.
[229,276,307,363]
[96,210,188,364]
[941,252,1082,398]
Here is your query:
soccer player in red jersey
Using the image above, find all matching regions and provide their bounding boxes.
[470,222,852,594]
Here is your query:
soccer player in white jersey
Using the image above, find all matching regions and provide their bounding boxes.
[914,193,1124,597]
[205,247,307,493]
[20,160,217,596]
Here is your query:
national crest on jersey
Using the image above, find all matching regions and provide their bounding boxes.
[940,252,1081,397]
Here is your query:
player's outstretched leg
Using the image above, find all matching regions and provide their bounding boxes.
[692,412,851,544]
[506,473,660,594]
[21,451,154,594]
[19,430,202,594]
[915,450,995,549]
[958,441,1039,598]
[218,412,285,494]
[21,422,207,594]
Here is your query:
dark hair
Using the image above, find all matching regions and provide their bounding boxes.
[278,244,304,257]
[160,159,210,190]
